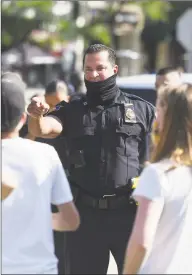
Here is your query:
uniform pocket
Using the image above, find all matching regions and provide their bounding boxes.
[115,124,141,156]
[116,124,141,136]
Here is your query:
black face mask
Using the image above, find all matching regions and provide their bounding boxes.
[85,74,118,106]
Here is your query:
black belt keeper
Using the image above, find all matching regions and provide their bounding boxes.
[78,192,136,210]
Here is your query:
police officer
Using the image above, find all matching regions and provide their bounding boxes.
[27,44,155,274]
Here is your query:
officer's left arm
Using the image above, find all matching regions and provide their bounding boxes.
[138,104,155,171]
[138,133,151,170]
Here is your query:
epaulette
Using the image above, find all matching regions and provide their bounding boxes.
[119,91,155,111]
[54,93,85,109]
[70,93,85,102]
[122,91,155,108]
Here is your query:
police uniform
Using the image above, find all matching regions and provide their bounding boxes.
[48,88,155,274]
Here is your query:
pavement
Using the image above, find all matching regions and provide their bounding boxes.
[107,253,118,274]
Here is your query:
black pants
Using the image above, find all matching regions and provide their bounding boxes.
[64,199,137,274]
[54,231,66,274]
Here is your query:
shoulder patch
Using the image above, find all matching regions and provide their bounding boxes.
[55,104,63,111]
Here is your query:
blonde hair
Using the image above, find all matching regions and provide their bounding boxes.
[151,83,192,166]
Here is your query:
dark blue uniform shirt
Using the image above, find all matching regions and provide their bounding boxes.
[48,90,155,198]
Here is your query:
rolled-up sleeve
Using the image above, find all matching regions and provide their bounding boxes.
[46,101,68,137]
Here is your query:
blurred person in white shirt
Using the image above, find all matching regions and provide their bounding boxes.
[1,72,80,274]
[123,83,192,274]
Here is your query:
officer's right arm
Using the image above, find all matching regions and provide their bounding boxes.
[27,97,63,138]
[28,116,63,139]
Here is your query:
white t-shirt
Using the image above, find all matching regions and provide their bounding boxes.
[133,159,192,274]
[2,137,73,274]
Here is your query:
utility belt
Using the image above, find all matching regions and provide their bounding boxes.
[69,173,139,209]
[78,192,136,209]
[71,185,136,210]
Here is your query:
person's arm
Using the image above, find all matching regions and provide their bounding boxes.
[2,184,15,201]
[139,104,156,169]
[50,147,80,231]
[28,115,63,139]
[139,133,151,170]
[52,202,80,231]
[123,165,165,274]
[27,97,63,138]
[123,197,164,274]
[2,171,18,201]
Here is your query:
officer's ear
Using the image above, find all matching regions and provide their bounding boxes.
[113,65,118,74]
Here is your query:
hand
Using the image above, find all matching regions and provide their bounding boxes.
[27,96,50,118]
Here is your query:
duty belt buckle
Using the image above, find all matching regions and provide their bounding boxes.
[98,194,116,209]
[98,198,108,209]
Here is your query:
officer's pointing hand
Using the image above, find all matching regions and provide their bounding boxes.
[27,96,50,118]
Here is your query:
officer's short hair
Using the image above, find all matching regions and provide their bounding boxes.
[156,66,182,76]
[83,44,116,66]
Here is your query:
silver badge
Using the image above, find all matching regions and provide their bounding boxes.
[124,103,136,123]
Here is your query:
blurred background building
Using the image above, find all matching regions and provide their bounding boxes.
[2,0,192,92]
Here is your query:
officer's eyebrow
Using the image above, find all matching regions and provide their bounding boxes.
[96,64,106,68]
[85,64,107,70]
[85,66,93,69]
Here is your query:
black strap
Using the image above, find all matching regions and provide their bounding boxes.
[77,192,135,209]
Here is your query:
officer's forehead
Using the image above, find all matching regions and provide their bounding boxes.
[84,51,110,65]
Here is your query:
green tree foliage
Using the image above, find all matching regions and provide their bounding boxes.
[139,0,171,21]
[2,0,192,52]
[2,0,54,52]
